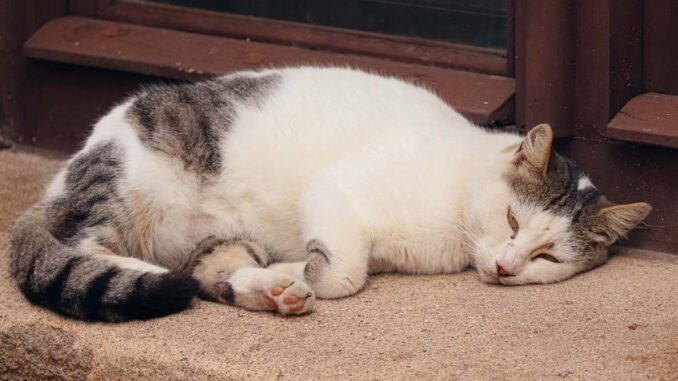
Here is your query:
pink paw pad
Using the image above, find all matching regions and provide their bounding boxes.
[261,284,312,314]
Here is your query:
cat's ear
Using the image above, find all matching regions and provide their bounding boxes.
[513,123,554,177]
[593,202,652,245]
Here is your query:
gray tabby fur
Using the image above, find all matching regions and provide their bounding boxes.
[8,74,280,321]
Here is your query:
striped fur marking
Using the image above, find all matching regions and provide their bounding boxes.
[126,73,281,177]
[187,235,270,304]
[48,142,123,243]
[9,143,200,321]
[304,239,331,284]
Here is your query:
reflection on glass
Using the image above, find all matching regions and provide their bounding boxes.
[140,0,507,49]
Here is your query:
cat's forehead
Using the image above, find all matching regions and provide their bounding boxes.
[507,153,603,221]
[512,202,571,232]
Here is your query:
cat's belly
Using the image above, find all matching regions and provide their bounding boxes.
[147,194,306,267]
[200,184,309,261]
[368,230,472,275]
[151,209,219,267]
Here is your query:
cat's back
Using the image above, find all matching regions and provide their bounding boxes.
[86,66,475,176]
[230,66,471,144]
[223,67,476,186]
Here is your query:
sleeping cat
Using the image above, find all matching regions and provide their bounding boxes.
[9,67,651,322]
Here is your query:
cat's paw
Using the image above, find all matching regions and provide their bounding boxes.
[260,276,315,315]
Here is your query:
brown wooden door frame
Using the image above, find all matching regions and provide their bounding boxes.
[0,0,69,145]
[515,0,644,138]
[514,0,576,137]
[643,0,678,94]
[511,0,678,253]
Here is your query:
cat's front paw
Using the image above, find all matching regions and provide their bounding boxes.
[261,278,315,315]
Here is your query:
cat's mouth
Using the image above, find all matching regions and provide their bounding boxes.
[477,268,500,284]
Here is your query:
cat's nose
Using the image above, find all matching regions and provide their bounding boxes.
[496,263,515,277]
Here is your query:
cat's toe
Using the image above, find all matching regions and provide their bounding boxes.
[262,281,315,315]
[261,292,278,310]
[271,285,285,296]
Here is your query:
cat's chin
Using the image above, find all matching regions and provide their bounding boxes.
[477,268,500,284]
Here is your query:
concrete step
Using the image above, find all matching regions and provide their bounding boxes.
[1,149,676,380]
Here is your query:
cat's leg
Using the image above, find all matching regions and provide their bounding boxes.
[187,236,315,315]
[290,179,372,299]
[270,240,368,300]
[303,237,369,299]
[78,237,169,274]
[296,196,370,298]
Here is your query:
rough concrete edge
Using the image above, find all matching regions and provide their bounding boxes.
[0,320,218,381]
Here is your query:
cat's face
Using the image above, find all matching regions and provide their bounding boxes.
[468,124,651,285]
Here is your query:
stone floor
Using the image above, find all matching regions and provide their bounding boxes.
[1,148,676,380]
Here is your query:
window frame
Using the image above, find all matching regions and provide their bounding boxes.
[70,0,513,77]
[24,16,516,126]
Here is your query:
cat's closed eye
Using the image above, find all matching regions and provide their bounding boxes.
[534,253,560,263]
[507,207,519,239]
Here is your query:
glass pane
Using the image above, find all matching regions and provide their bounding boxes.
[142,0,508,49]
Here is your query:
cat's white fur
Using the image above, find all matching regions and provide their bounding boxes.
[45,67,590,311]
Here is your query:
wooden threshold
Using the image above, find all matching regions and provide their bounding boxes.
[23,17,515,126]
[607,93,678,149]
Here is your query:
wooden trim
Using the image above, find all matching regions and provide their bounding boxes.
[609,3,644,123]
[575,0,612,139]
[69,0,115,15]
[23,16,515,125]
[517,1,643,139]
[575,0,643,140]
[514,0,526,130]
[607,93,678,149]
[68,0,98,16]
[90,0,509,76]
[515,0,576,137]
[505,0,516,77]
[643,0,678,94]
[0,0,68,143]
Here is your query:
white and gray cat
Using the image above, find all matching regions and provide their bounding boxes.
[9,67,651,322]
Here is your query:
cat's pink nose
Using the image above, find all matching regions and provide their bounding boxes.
[496,263,515,277]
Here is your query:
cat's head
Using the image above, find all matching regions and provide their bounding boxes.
[468,124,651,285]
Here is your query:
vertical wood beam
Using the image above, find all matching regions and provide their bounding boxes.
[643,0,677,94]
[515,0,576,136]
[0,0,67,143]
[506,0,516,77]
[574,0,643,139]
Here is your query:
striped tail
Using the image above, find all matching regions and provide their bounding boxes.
[8,208,199,322]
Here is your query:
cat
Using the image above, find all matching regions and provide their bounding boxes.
[9,67,651,322]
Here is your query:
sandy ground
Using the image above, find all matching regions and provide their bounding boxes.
[0,148,676,380]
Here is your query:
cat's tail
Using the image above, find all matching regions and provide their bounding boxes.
[8,207,199,322]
